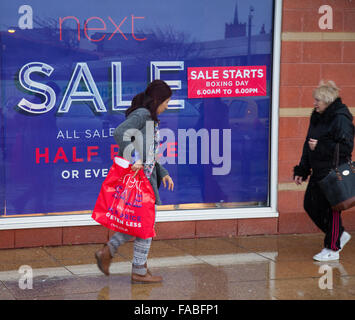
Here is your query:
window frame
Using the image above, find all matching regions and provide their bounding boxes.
[0,0,282,230]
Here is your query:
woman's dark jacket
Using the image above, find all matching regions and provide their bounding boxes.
[294,97,354,182]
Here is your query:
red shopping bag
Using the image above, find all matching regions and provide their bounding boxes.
[92,157,156,239]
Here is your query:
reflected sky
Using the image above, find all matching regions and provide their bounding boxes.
[0,0,273,41]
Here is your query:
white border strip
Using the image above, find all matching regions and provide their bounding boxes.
[269,0,282,216]
[0,0,282,230]
[0,207,279,230]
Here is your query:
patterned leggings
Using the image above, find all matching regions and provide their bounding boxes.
[107,233,152,276]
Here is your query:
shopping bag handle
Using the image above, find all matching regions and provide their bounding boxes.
[132,168,141,178]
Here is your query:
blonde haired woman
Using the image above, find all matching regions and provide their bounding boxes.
[294,80,354,261]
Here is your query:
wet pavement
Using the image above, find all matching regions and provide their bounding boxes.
[1,232,355,300]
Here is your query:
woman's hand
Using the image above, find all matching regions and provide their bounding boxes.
[308,138,318,151]
[294,175,303,185]
[131,159,143,178]
[162,175,174,191]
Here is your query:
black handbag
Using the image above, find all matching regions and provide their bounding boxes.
[318,143,355,211]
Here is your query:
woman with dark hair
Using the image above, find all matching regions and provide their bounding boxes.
[95,80,174,283]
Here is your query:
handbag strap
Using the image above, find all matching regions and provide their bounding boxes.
[332,143,340,169]
[332,143,355,179]
[333,142,354,168]
[331,143,343,181]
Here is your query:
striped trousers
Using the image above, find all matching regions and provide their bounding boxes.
[304,179,344,251]
[107,205,157,275]
[107,232,152,275]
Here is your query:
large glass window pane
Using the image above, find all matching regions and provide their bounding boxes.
[0,0,274,217]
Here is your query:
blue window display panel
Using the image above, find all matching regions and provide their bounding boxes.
[0,0,274,216]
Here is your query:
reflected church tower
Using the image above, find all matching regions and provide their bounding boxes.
[225,1,246,38]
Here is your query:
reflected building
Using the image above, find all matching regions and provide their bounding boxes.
[225,1,247,38]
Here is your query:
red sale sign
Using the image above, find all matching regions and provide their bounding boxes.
[187,66,267,98]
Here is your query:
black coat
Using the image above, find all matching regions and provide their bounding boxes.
[294,97,354,181]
